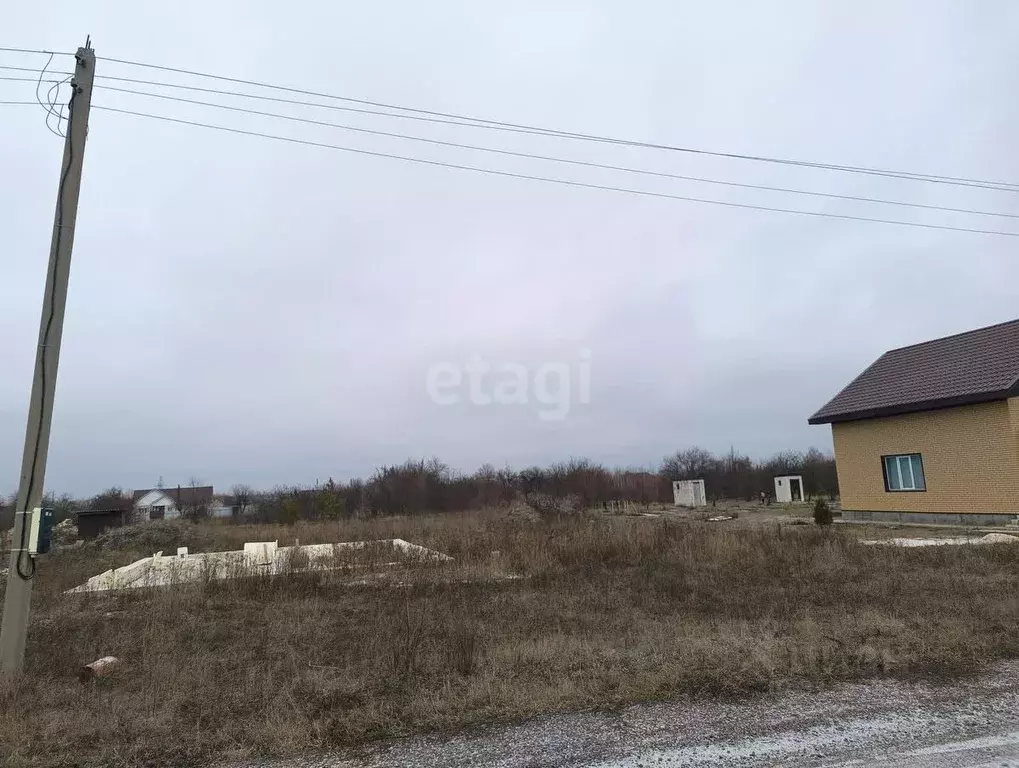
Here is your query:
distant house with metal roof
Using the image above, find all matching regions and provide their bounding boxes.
[133,485,216,521]
[809,318,1019,525]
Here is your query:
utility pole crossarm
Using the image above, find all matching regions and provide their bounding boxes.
[0,42,95,676]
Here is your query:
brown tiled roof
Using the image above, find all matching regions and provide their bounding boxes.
[809,319,1019,425]
[132,486,215,506]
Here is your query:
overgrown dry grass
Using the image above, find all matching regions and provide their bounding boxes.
[3,511,1019,767]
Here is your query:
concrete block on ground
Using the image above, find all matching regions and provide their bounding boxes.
[243,541,277,567]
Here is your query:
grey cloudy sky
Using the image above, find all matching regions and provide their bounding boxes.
[2,1,1018,495]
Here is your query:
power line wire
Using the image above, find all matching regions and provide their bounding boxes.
[44,77,71,137]
[0,46,74,58]
[89,74,1019,201]
[97,54,1019,192]
[0,47,70,55]
[11,48,1019,191]
[37,52,66,137]
[0,61,71,134]
[0,76,65,83]
[92,105,1019,238]
[0,64,73,75]
[95,83,1019,221]
[92,72,543,133]
[0,46,73,56]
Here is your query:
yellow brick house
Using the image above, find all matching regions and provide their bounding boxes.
[809,319,1019,525]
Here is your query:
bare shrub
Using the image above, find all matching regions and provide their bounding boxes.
[389,599,430,679]
[814,497,834,526]
[525,492,582,518]
[503,499,541,523]
[447,624,481,677]
[86,520,213,553]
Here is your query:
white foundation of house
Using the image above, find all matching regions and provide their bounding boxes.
[861,533,1019,547]
[66,538,452,594]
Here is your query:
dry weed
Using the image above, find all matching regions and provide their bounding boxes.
[2,513,1018,766]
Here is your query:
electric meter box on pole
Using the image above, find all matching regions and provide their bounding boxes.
[28,508,55,556]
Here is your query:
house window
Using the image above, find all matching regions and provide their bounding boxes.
[883,454,926,492]
[150,505,166,520]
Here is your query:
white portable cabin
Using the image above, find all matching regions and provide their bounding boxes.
[774,475,805,503]
[673,479,707,507]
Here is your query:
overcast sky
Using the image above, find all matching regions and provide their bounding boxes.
[2,1,1018,496]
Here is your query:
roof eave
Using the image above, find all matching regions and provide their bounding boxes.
[808,389,1014,426]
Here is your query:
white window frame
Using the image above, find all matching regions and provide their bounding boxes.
[883,453,926,492]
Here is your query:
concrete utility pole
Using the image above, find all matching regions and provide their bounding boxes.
[0,42,95,676]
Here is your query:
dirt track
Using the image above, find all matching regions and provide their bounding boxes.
[232,661,1019,768]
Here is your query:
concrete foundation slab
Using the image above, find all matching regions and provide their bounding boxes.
[66,538,452,594]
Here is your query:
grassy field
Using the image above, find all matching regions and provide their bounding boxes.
[3,510,1019,767]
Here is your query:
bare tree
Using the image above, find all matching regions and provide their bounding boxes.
[660,447,714,480]
[86,487,135,524]
[176,477,210,523]
[230,484,253,520]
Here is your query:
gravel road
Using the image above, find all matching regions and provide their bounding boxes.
[226,661,1019,768]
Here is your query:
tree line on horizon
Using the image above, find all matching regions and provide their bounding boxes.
[1,447,837,528]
